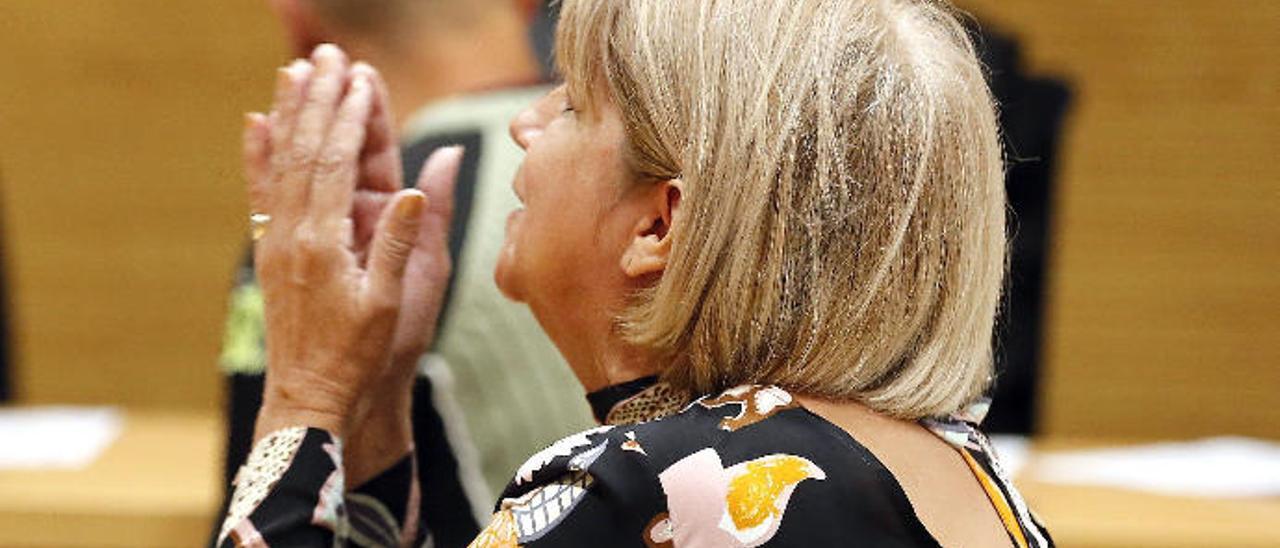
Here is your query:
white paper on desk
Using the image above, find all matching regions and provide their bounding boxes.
[989,435,1032,479]
[1032,436,1280,498]
[0,406,123,470]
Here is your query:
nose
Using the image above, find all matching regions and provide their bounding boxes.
[508,96,548,150]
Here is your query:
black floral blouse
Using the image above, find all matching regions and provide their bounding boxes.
[216,380,1052,547]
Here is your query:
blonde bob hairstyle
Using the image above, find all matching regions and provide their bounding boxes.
[557,0,1005,419]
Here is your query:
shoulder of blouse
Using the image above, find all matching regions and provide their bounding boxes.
[476,384,940,547]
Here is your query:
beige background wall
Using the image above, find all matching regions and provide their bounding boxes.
[959,0,1279,440]
[0,0,283,409]
[0,2,1276,439]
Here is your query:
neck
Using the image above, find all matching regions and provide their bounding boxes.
[338,13,542,132]
[570,331,662,394]
[535,299,661,394]
[590,338,662,393]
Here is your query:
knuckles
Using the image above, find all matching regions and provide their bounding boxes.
[314,149,352,179]
[286,143,319,168]
[293,222,333,258]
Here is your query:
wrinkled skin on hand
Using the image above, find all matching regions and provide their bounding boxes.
[242,44,460,445]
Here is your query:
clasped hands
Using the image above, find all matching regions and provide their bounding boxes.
[243,44,460,483]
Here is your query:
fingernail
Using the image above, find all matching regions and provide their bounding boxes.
[244,112,268,133]
[442,145,466,161]
[314,43,341,61]
[351,72,369,92]
[288,60,311,80]
[396,192,425,220]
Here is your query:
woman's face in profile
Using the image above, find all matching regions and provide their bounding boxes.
[496,85,636,318]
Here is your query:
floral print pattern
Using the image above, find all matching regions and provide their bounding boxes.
[218,384,1052,547]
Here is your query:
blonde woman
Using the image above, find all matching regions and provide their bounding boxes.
[217,0,1052,546]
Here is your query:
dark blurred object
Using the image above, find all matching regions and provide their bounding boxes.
[529,1,559,78]
[973,23,1073,434]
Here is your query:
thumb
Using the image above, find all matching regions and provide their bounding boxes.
[416,146,464,229]
[365,189,426,308]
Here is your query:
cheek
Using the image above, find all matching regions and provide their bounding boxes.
[521,173,595,267]
[498,111,631,302]
[495,146,587,300]
[519,169,620,289]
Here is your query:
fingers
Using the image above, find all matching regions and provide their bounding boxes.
[276,45,350,227]
[309,71,374,233]
[365,190,427,310]
[350,145,462,267]
[415,146,465,227]
[358,65,402,193]
[243,112,272,213]
[268,60,313,172]
[256,45,409,278]
[353,190,392,264]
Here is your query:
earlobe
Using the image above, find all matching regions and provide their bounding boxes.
[621,236,668,278]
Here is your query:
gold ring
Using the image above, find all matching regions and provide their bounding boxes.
[250,213,271,242]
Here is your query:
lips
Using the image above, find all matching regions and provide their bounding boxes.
[511,162,530,206]
[506,208,525,232]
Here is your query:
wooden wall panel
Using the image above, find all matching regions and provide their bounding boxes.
[957,0,1280,439]
[0,1,283,409]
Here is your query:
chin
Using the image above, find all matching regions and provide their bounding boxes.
[493,253,525,303]
[496,209,530,302]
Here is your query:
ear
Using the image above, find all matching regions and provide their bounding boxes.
[620,179,683,279]
[269,0,328,58]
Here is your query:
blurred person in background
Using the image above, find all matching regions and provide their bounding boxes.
[214,1,594,545]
